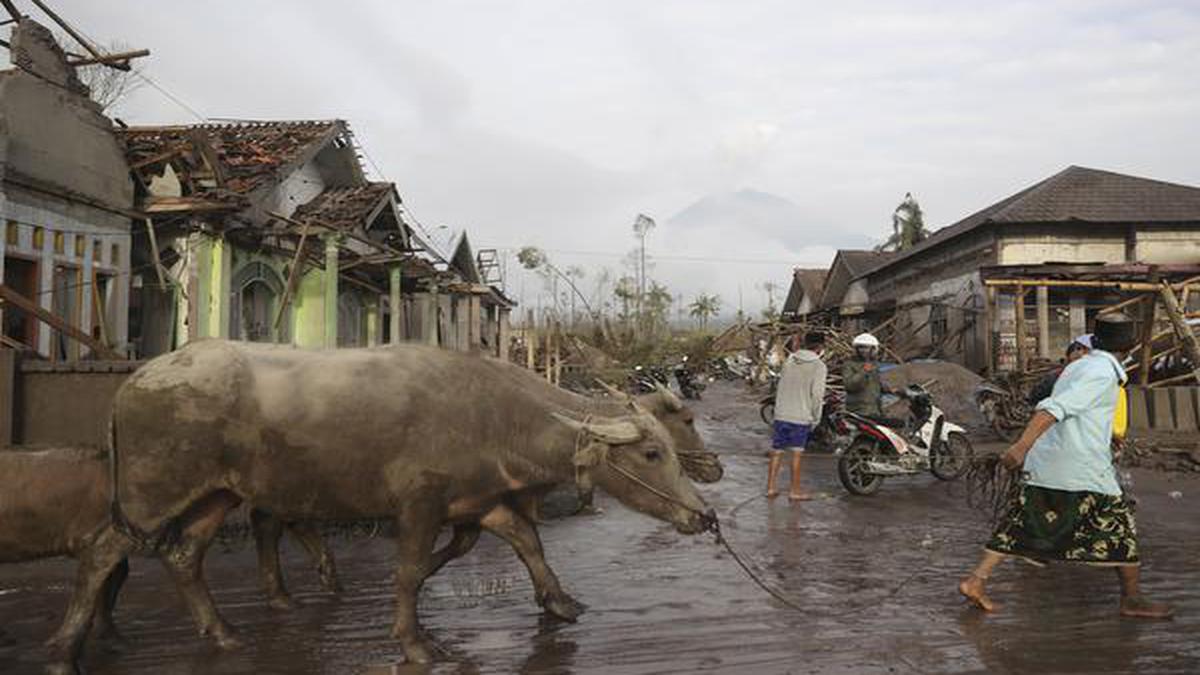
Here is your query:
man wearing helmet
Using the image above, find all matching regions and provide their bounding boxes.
[844,333,886,418]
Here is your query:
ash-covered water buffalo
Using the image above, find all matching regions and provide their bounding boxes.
[253,381,722,609]
[0,447,338,649]
[0,448,127,642]
[48,340,712,671]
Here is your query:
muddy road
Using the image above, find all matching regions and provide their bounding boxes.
[2,381,1197,674]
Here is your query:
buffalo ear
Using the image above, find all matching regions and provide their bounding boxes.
[552,413,643,445]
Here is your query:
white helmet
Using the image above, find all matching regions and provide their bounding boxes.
[852,333,880,348]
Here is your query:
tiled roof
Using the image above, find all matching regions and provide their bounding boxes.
[840,250,893,277]
[864,166,1200,278]
[291,183,395,231]
[121,120,340,199]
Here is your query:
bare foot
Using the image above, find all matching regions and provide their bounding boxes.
[959,575,995,612]
[1120,596,1174,619]
[766,489,779,499]
[788,492,813,502]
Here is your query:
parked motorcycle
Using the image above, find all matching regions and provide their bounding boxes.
[674,356,706,400]
[975,381,1030,442]
[626,365,659,394]
[759,389,851,454]
[837,384,974,496]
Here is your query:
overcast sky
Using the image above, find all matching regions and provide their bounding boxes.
[53,0,1200,318]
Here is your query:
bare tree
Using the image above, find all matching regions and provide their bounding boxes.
[55,34,144,111]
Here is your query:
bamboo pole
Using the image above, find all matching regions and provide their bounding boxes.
[1015,288,1027,372]
[986,276,1200,292]
[1137,296,1156,386]
[984,286,995,377]
[1158,281,1200,385]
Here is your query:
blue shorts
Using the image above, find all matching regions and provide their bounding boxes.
[772,421,811,451]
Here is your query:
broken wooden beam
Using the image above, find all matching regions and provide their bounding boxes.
[67,48,150,68]
[1158,281,1200,386]
[0,283,123,360]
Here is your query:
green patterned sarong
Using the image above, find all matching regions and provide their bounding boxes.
[986,485,1139,566]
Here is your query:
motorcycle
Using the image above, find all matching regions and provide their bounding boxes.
[760,389,851,454]
[974,381,1030,442]
[674,356,705,400]
[626,365,659,394]
[837,384,974,496]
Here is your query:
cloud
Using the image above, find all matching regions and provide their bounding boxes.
[51,0,1200,317]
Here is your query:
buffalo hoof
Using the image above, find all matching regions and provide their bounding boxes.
[541,592,586,622]
[43,662,81,675]
[210,627,245,651]
[267,594,297,611]
[401,639,435,664]
[319,574,343,594]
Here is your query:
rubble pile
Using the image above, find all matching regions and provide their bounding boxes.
[1120,438,1200,473]
[881,360,989,430]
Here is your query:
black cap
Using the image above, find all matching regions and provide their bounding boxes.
[1093,312,1137,352]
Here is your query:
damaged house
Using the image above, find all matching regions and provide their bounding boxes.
[0,19,131,360]
[844,166,1200,372]
[120,119,514,358]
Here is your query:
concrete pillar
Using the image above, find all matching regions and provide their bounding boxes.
[424,288,440,346]
[366,301,379,347]
[468,295,482,349]
[0,213,6,337]
[454,297,470,351]
[1036,285,1050,359]
[211,236,232,339]
[388,264,402,344]
[323,235,340,348]
[1069,294,1086,339]
[498,308,511,361]
[77,235,93,360]
[0,349,15,446]
[37,225,54,356]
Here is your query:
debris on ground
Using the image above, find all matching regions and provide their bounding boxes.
[880,360,988,430]
[1119,437,1200,473]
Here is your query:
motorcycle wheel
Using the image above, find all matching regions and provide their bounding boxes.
[837,437,885,496]
[760,401,775,426]
[930,431,973,480]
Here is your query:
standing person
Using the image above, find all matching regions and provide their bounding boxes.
[844,333,885,417]
[1027,334,1092,406]
[958,313,1172,619]
[767,331,827,501]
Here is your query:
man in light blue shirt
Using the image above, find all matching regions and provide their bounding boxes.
[959,313,1172,619]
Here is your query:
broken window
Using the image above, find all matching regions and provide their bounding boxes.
[230,262,287,343]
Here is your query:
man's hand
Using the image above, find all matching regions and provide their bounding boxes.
[1001,443,1030,470]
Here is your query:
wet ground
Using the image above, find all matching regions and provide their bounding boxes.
[2,381,1198,674]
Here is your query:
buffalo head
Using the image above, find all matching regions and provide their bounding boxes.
[596,380,723,484]
[553,411,712,534]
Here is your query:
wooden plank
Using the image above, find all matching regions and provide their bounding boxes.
[0,283,122,360]
[1014,288,1027,372]
[1151,388,1175,430]
[275,219,311,330]
[1158,281,1200,386]
[66,48,150,67]
[1138,296,1156,386]
[1127,387,1151,431]
[1036,284,1050,359]
[984,286,995,377]
[1171,388,1199,432]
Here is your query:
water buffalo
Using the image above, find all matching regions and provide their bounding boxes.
[252,381,722,609]
[0,447,127,641]
[0,447,337,648]
[49,340,712,671]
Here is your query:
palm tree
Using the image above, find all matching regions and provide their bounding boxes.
[689,294,722,332]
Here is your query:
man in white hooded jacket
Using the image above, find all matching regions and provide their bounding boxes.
[767,331,827,501]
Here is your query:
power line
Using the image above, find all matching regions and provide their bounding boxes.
[484,245,816,266]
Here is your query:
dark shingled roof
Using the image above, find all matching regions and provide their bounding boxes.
[864,166,1200,278]
[793,268,828,299]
